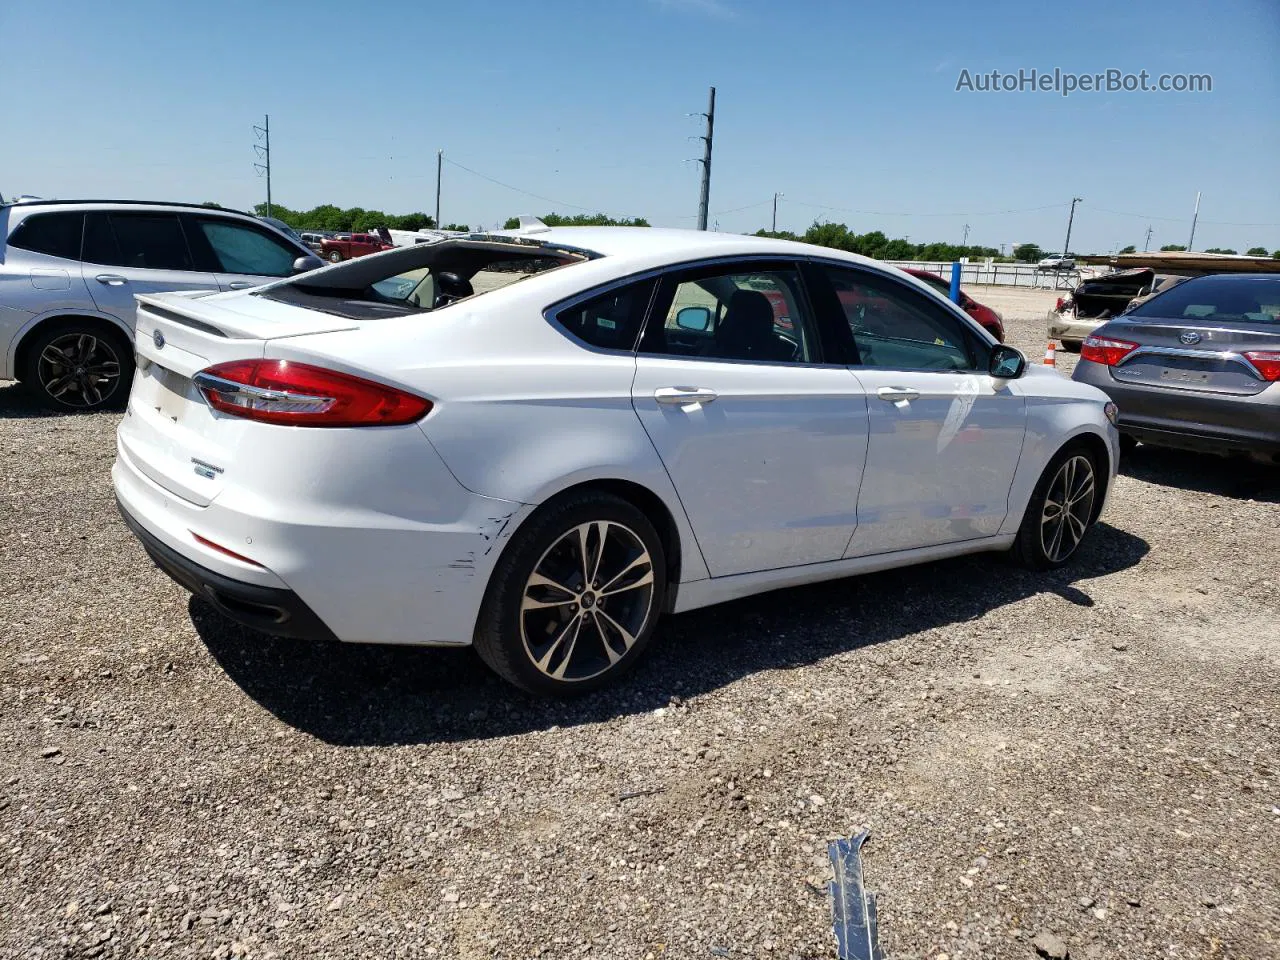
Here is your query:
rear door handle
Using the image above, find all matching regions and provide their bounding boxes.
[226,281,254,289]
[95,274,127,286]
[654,386,718,405]
[876,386,919,402]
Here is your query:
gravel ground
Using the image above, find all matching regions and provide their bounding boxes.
[2,286,1277,960]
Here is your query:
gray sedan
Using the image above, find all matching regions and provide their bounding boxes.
[1072,273,1280,462]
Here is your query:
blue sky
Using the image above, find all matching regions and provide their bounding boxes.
[3,0,1278,253]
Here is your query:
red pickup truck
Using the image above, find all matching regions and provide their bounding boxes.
[319,230,394,263]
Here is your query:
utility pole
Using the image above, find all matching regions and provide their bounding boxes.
[961,223,970,246]
[695,86,715,231]
[252,115,272,218]
[435,150,443,230]
[1143,225,1153,252]
[1187,191,1201,251]
[772,192,782,232]
[1062,196,1083,257]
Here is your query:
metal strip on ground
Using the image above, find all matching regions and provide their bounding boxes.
[827,831,884,960]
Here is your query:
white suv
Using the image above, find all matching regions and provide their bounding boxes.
[0,200,321,410]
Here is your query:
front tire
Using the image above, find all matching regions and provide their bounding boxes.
[1010,444,1100,570]
[327,250,343,263]
[474,491,667,696]
[22,324,133,412]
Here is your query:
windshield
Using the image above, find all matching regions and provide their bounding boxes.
[1127,275,1280,325]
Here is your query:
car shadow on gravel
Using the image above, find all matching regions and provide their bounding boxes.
[0,382,53,419]
[1121,445,1278,502]
[191,521,1148,746]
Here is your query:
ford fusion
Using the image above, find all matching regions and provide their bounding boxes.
[113,227,1120,695]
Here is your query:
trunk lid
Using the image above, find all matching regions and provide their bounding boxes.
[1102,317,1280,397]
[120,291,359,507]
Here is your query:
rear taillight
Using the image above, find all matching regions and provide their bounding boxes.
[194,360,431,427]
[1244,351,1280,381]
[1080,335,1139,367]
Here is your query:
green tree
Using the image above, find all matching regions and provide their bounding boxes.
[1012,243,1043,263]
[1159,244,1187,251]
[252,202,435,232]
[441,223,472,232]
[1245,246,1269,256]
[1118,244,1136,254]
[1204,247,1237,255]
[502,212,650,229]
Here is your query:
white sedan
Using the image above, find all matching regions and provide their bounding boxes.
[113,226,1120,695]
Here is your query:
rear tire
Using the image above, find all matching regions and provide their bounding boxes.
[1059,340,1082,354]
[1010,443,1100,570]
[473,491,667,697]
[21,322,133,412]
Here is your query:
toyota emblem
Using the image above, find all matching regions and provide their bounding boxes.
[152,329,165,349]
[1179,331,1202,345]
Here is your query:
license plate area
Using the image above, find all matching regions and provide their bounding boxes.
[1159,367,1211,384]
[144,363,194,422]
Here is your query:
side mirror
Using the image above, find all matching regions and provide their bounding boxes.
[989,344,1026,379]
[676,305,712,331]
[293,255,324,274]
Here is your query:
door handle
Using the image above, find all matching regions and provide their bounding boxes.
[654,386,718,405]
[876,386,919,402]
[226,281,254,289]
[95,274,127,286]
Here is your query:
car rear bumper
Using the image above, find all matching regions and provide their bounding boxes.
[1047,312,1104,344]
[117,497,339,642]
[1073,359,1280,456]
[112,427,531,646]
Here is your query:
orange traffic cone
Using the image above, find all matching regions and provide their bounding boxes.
[1044,340,1057,367]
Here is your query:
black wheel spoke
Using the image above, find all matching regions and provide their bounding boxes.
[37,333,122,409]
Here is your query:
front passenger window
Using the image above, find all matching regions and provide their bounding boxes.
[823,267,976,371]
[198,219,298,276]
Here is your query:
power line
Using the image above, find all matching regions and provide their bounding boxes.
[786,199,1067,218]
[1089,204,1279,228]
[442,157,596,212]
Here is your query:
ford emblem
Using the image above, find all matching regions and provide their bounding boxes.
[152,329,166,349]
[1179,331,1201,345]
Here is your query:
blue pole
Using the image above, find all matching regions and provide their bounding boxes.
[949,261,962,304]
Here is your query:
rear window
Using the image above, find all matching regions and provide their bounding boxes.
[1129,276,1280,325]
[259,239,589,321]
[8,212,83,260]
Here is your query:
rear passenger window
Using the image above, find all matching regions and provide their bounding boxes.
[553,279,654,351]
[83,212,193,271]
[7,212,83,260]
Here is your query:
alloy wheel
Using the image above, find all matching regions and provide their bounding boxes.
[1040,454,1096,563]
[520,521,656,682]
[37,333,122,409]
